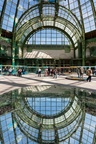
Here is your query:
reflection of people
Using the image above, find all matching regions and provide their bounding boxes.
[86,68,92,82]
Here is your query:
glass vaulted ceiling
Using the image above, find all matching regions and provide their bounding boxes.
[26,29,70,45]
[0,0,96,33]
[15,3,82,48]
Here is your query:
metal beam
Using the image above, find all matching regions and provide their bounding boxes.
[0,0,7,35]
[78,0,86,66]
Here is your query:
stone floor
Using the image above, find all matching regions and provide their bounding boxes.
[0,73,96,95]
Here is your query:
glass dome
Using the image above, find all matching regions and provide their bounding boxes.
[0,0,95,33]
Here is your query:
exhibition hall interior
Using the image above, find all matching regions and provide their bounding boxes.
[0,0,96,144]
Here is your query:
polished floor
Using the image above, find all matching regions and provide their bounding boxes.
[0,73,96,95]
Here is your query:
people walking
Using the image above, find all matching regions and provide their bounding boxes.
[86,68,92,82]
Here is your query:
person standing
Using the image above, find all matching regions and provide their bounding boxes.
[80,67,84,78]
[76,67,80,78]
[38,68,41,77]
[9,67,12,75]
[48,67,50,76]
[86,68,92,82]
[18,68,22,76]
[53,68,57,78]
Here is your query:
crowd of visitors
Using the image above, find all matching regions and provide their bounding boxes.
[44,67,60,78]
[76,67,93,82]
[37,66,94,82]
[0,65,95,82]
[0,66,26,76]
[38,67,61,78]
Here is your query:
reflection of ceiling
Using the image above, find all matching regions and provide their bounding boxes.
[23,85,51,92]
[14,87,82,143]
[0,85,96,144]
[23,85,72,94]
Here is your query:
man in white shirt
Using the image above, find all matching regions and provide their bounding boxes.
[38,68,41,77]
